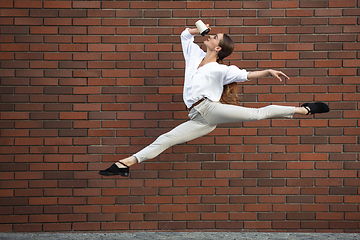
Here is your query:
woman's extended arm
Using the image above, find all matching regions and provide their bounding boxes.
[247,69,290,81]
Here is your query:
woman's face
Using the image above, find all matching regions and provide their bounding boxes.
[204,33,224,52]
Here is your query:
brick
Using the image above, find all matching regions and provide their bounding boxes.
[273,204,300,212]
[244,18,271,26]
[15,0,40,8]
[286,9,313,17]
[259,212,286,220]
[243,1,270,9]
[244,186,271,195]
[331,205,357,212]
[1,215,28,224]
[89,10,116,19]
[2,26,29,36]
[230,212,256,221]
[130,222,158,230]
[316,212,343,220]
[1,9,29,17]
[73,222,100,231]
[201,212,228,221]
[43,1,71,8]
[187,221,215,229]
[30,26,58,35]
[0,1,13,8]
[1,43,29,52]
[43,223,72,232]
[273,221,300,229]
[330,170,357,178]
[300,1,327,8]
[244,221,271,229]
[329,0,357,8]
[329,187,357,195]
[244,204,271,212]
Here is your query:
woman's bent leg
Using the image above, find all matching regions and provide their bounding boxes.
[134,119,216,163]
[201,102,296,126]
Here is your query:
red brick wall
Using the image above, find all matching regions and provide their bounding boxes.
[1,0,359,232]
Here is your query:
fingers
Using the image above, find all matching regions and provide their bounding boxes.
[272,70,290,81]
[279,71,290,80]
[205,24,211,32]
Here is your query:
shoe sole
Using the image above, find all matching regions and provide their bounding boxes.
[99,172,129,176]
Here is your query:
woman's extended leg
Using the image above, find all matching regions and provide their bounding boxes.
[100,100,327,176]
[99,113,216,175]
[128,103,302,164]
[133,119,216,163]
[199,102,299,126]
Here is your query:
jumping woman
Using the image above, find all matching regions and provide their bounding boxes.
[99,23,330,176]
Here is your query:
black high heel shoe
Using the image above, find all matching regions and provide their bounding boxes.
[99,162,129,176]
[301,102,330,115]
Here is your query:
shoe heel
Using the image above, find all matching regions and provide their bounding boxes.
[119,171,128,177]
[118,162,129,177]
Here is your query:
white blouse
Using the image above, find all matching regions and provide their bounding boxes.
[181,28,249,109]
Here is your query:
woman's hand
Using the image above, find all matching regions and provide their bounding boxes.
[247,69,290,81]
[268,69,290,81]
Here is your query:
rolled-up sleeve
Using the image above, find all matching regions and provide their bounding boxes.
[223,65,249,85]
[181,28,203,62]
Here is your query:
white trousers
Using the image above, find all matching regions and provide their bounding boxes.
[133,99,295,163]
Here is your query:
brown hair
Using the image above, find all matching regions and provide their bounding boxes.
[217,34,239,105]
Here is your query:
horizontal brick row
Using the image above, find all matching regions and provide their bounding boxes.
[0,0,358,10]
[1,221,359,232]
